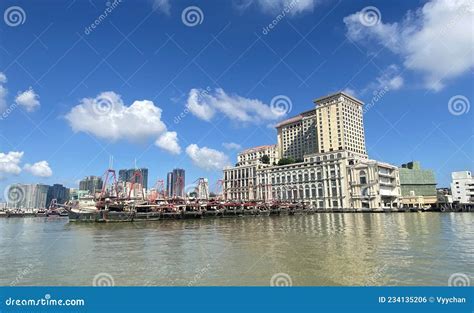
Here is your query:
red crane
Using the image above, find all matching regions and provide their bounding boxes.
[100,169,118,199]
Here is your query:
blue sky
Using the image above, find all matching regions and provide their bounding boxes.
[0,0,473,198]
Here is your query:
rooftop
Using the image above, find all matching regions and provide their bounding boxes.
[239,145,276,154]
[313,91,364,106]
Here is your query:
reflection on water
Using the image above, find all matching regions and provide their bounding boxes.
[0,213,472,286]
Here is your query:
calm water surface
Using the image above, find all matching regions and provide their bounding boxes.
[0,213,472,286]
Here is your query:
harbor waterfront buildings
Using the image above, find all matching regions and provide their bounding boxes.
[119,168,149,190]
[223,92,401,210]
[450,171,474,204]
[79,176,103,195]
[398,161,437,208]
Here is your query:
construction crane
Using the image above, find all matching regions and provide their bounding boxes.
[100,168,118,199]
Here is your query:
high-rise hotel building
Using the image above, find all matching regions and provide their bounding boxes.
[223,92,401,210]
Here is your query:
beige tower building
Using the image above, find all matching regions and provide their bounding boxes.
[314,92,367,158]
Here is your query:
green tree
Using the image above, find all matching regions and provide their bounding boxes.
[277,157,295,166]
[260,154,270,164]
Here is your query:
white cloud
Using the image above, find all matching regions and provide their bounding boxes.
[155,131,181,155]
[344,0,474,91]
[0,151,23,177]
[24,161,53,177]
[15,87,40,112]
[186,88,286,124]
[223,142,242,150]
[186,144,231,171]
[234,0,318,15]
[65,91,167,142]
[0,72,7,111]
[152,0,171,14]
[368,64,404,91]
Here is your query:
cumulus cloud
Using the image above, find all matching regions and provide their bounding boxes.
[0,151,23,177]
[223,142,242,150]
[15,87,40,112]
[0,72,7,111]
[344,0,474,91]
[66,92,183,153]
[186,144,231,171]
[152,0,171,14]
[186,88,286,124]
[24,161,53,177]
[155,131,181,154]
[234,0,318,15]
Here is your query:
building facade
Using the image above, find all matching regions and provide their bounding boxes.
[223,92,401,210]
[6,184,50,209]
[46,184,70,205]
[118,168,149,190]
[166,168,186,198]
[450,171,474,204]
[79,176,103,195]
[237,145,279,166]
[399,161,437,208]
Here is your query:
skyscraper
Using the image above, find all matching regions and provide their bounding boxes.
[172,168,185,198]
[166,172,174,197]
[6,184,50,209]
[118,168,149,190]
[79,176,103,195]
[166,169,185,197]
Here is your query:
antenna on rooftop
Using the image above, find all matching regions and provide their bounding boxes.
[108,155,114,169]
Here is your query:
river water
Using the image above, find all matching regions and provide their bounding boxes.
[0,213,472,286]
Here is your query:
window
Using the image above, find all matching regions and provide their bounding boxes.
[360,170,367,185]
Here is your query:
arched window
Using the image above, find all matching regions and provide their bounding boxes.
[360,170,367,185]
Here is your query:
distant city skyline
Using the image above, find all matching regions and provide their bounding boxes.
[0,0,472,198]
